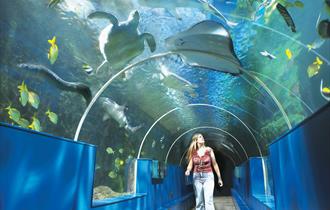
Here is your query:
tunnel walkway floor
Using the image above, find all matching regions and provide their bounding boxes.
[191,196,237,210]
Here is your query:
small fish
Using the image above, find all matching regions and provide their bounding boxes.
[307,64,321,77]
[17,118,30,128]
[45,109,58,124]
[285,48,292,60]
[260,50,277,59]
[48,36,59,65]
[151,140,156,148]
[82,64,93,75]
[18,81,29,106]
[106,147,115,154]
[119,148,124,154]
[313,56,323,66]
[320,80,330,101]
[108,171,117,178]
[307,57,323,77]
[115,158,124,167]
[160,136,165,143]
[276,3,296,32]
[307,39,325,51]
[5,106,21,123]
[28,91,40,109]
[28,116,42,132]
[323,87,330,94]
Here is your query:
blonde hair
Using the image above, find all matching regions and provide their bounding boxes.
[186,133,203,162]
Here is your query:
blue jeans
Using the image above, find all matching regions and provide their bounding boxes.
[193,172,215,210]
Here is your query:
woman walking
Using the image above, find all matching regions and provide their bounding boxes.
[185,133,223,210]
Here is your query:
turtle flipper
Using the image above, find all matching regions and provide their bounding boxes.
[128,10,140,29]
[142,33,156,52]
[88,11,119,26]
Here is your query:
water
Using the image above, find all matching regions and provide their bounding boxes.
[0,0,329,199]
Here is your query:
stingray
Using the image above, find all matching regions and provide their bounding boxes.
[88,10,156,73]
[165,20,242,75]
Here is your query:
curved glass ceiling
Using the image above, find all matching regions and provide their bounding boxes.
[1,0,329,197]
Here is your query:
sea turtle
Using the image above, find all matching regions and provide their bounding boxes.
[88,10,156,73]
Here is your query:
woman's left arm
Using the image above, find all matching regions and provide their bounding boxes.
[210,148,223,187]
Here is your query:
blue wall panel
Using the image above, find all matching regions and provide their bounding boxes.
[232,104,330,210]
[136,159,194,210]
[232,158,274,210]
[249,157,265,196]
[0,123,96,210]
[269,103,330,210]
[233,161,249,201]
[0,122,194,210]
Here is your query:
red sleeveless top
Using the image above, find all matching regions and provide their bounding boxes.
[192,148,213,173]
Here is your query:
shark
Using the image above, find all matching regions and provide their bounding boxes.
[99,97,142,132]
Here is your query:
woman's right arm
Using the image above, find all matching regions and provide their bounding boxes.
[185,159,193,176]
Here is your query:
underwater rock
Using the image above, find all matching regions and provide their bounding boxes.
[93,185,121,200]
[88,10,156,73]
[317,19,330,39]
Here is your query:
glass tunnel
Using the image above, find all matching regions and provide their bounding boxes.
[0,0,330,209]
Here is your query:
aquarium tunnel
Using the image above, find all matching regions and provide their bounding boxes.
[1,0,330,209]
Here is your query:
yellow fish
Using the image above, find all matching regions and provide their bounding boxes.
[322,87,330,94]
[45,109,58,124]
[285,48,292,60]
[307,57,323,78]
[18,81,29,106]
[48,36,58,64]
[5,106,21,123]
[307,44,313,51]
[313,56,323,66]
[28,116,42,132]
[307,64,320,77]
